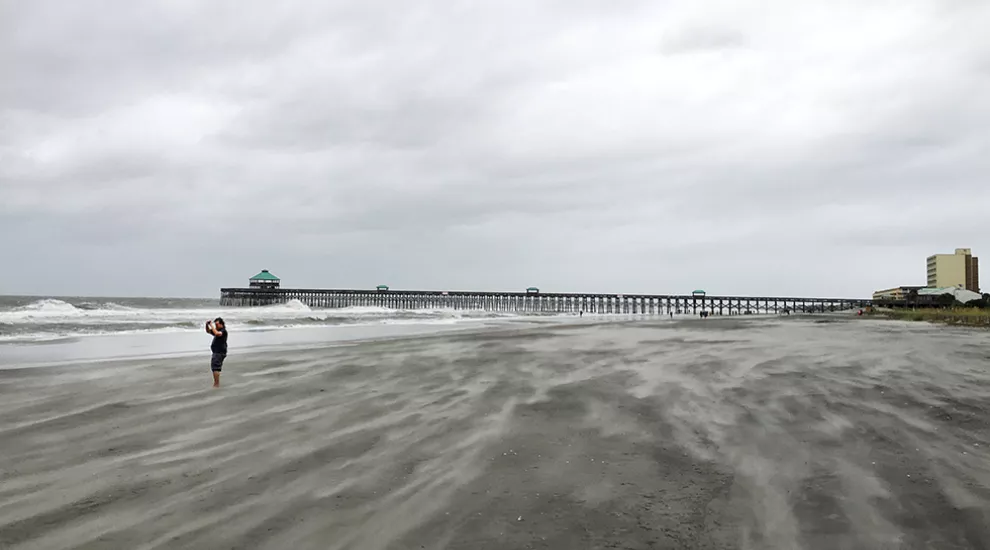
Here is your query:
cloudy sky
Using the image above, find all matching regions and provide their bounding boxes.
[2,0,988,298]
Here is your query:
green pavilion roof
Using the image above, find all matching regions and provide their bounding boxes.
[249,270,280,281]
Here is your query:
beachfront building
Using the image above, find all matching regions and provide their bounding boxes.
[248,270,281,289]
[872,286,925,302]
[916,287,983,306]
[927,248,980,292]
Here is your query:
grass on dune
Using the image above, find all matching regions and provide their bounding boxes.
[871,307,990,327]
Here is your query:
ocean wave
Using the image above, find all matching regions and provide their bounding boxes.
[2,299,147,321]
[0,297,531,342]
[12,298,82,314]
[262,299,312,312]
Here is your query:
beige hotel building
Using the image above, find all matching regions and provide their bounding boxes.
[926,248,980,292]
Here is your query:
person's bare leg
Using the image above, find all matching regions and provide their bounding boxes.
[213,371,220,387]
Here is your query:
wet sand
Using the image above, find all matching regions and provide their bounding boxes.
[1,317,989,549]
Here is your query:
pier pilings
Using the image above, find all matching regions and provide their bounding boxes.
[219,288,870,315]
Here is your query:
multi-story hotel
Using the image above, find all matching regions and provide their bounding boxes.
[926,248,979,292]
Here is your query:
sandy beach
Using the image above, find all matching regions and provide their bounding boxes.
[1,316,989,549]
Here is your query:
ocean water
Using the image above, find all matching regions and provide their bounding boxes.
[0,295,520,344]
[0,295,582,368]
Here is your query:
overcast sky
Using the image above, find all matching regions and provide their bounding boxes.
[2,1,988,298]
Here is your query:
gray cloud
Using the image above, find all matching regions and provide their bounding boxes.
[660,27,746,54]
[2,0,989,298]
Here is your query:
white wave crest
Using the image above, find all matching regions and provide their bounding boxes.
[15,299,81,314]
[262,299,312,312]
[0,297,532,341]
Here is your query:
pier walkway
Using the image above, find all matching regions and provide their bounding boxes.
[219,287,870,315]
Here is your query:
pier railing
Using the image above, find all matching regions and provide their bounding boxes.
[219,287,871,315]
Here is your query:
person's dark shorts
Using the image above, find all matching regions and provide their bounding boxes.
[211,352,226,372]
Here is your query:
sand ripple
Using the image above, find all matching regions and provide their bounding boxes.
[1,317,988,549]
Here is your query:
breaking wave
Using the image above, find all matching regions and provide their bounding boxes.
[0,297,521,342]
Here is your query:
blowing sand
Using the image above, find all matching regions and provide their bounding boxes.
[1,317,988,549]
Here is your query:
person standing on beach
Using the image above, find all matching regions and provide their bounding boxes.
[205,317,228,387]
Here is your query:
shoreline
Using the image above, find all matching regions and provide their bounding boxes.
[0,312,710,370]
[0,319,526,370]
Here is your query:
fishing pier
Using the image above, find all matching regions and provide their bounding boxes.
[220,271,869,315]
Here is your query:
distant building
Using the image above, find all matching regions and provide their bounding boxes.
[916,286,983,305]
[927,248,979,292]
[249,270,280,289]
[872,286,925,302]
